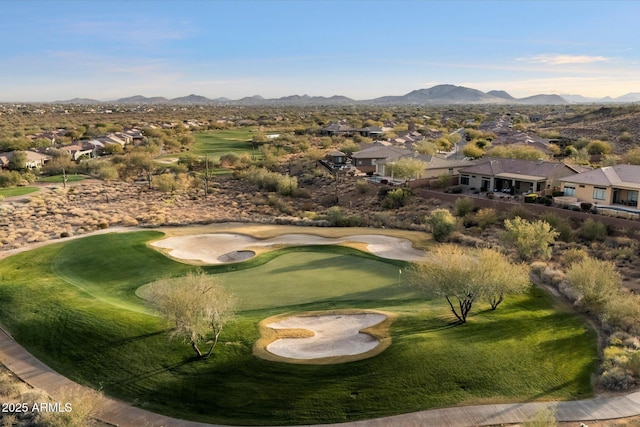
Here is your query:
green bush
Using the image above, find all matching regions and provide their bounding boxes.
[382,188,412,209]
[476,208,497,230]
[426,209,458,242]
[454,197,474,217]
[579,218,607,241]
[540,213,574,242]
[500,217,558,261]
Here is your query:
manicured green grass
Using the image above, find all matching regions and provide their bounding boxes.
[157,129,263,175]
[0,186,39,197]
[37,174,88,183]
[0,232,598,425]
[192,129,259,159]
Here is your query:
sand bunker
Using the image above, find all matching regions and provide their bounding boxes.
[266,313,387,359]
[151,233,425,264]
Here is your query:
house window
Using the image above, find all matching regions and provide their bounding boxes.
[460,175,470,185]
[358,160,362,166]
[629,191,639,203]
[371,159,377,165]
[593,187,606,200]
[564,185,575,196]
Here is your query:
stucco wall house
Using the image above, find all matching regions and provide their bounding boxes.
[558,165,640,208]
[458,158,586,194]
[351,144,411,174]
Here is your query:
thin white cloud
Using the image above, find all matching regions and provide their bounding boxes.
[519,54,609,65]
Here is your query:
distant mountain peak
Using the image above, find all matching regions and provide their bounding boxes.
[40,84,639,106]
[487,90,515,100]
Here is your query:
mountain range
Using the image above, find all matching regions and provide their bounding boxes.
[54,84,640,106]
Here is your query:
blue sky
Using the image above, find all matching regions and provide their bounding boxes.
[1,0,639,101]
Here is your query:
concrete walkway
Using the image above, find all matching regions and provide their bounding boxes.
[2,328,640,427]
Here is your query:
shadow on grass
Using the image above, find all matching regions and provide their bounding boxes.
[106,356,200,387]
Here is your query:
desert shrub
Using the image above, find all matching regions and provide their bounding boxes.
[355,179,370,194]
[560,247,589,267]
[154,173,178,193]
[381,188,412,209]
[476,208,497,230]
[324,206,348,226]
[503,205,533,221]
[500,217,558,261]
[36,385,104,427]
[540,213,574,242]
[0,170,24,187]
[454,197,474,217]
[586,140,612,155]
[434,174,451,190]
[426,209,458,242]
[276,175,298,196]
[626,350,640,377]
[603,293,640,335]
[599,366,635,391]
[579,218,608,241]
[523,406,557,427]
[448,232,488,248]
[539,266,566,288]
[462,213,479,228]
[267,194,294,215]
[566,257,620,312]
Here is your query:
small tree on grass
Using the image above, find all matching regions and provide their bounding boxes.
[426,209,457,242]
[500,216,558,261]
[478,247,530,309]
[410,245,530,323]
[146,272,237,358]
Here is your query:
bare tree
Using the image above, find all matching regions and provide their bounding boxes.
[146,272,237,358]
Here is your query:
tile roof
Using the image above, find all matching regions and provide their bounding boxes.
[351,144,410,159]
[459,158,575,179]
[559,165,640,189]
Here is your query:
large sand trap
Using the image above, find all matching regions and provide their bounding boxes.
[150,233,425,264]
[266,313,387,359]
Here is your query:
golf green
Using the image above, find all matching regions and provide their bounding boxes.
[0,230,598,425]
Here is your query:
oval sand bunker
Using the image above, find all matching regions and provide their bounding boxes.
[266,313,387,360]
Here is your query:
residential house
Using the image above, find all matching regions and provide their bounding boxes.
[100,134,128,147]
[393,130,425,147]
[558,165,640,208]
[327,150,348,165]
[458,158,586,194]
[359,126,384,139]
[59,144,95,161]
[319,123,359,137]
[0,151,51,169]
[123,128,144,144]
[351,143,411,174]
[377,153,476,180]
[319,123,385,139]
